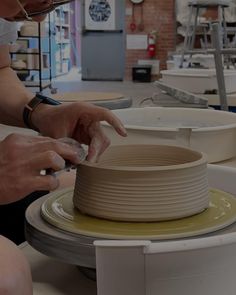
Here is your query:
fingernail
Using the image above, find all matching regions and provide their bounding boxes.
[87,147,98,163]
[56,157,66,170]
[71,146,87,164]
[87,152,97,163]
[78,147,87,161]
[119,126,127,136]
[59,137,80,147]
[88,157,96,164]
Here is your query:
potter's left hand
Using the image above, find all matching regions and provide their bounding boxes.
[31,102,127,163]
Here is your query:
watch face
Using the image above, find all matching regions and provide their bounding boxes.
[131,0,144,3]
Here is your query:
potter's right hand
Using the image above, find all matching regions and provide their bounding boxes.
[0,133,83,204]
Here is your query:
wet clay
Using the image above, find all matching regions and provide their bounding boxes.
[73,145,209,222]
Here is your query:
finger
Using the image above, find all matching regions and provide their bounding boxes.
[93,108,127,137]
[87,124,110,163]
[30,175,60,192]
[86,123,102,162]
[58,137,87,162]
[96,136,110,159]
[87,137,110,163]
[58,137,81,147]
[72,124,91,145]
[91,124,111,158]
[79,106,127,137]
[30,139,84,164]
[87,140,100,163]
[12,134,79,148]
[28,151,66,173]
[58,137,87,159]
[5,133,55,144]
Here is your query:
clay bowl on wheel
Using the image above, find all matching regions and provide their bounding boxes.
[73,145,209,222]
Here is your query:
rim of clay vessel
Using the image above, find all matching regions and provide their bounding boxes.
[82,145,207,172]
[103,108,236,132]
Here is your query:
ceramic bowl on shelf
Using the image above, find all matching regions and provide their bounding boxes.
[9,43,22,53]
[11,59,27,69]
[73,145,209,222]
[20,22,39,37]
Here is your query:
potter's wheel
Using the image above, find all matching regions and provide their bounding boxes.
[25,187,236,269]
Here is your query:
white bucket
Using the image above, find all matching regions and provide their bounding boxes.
[103,107,236,163]
[161,68,236,94]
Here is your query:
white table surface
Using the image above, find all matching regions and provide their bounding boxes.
[19,242,97,295]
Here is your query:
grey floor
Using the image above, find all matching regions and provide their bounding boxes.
[42,67,169,107]
[44,70,196,107]
[49,78,208,109]
[43,67,209,109]
[49,79,161,108]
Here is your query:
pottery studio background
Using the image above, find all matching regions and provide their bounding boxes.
[4,0,236,294]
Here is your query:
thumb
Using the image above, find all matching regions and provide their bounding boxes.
[87,137,101,163]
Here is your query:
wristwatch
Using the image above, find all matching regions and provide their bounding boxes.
[23,93,61,131]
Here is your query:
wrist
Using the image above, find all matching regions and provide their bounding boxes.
[23,94,61,132]
[30,103,52,132]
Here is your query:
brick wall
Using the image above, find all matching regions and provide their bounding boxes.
[125,0,176,80]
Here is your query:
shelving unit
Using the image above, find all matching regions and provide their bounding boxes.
[10,4,71,92]
[50,4,71,77]
[10,19,53,93]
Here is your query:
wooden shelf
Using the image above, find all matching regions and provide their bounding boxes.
[12,68,51,71]
[56,39,70,44]
[12,19,53,92]
[23,80,51,89]
[56,23,70,28]
[51,4,71,77]
[10,52,44,55]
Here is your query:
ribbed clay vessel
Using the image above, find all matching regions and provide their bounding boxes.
[73,145,209,222]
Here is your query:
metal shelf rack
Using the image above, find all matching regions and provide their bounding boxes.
[10,16,53,93]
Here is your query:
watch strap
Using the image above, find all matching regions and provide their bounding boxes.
[23,94,61,131]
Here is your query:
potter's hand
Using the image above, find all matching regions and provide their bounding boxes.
[0,133,83,204]
[31,102,127,163]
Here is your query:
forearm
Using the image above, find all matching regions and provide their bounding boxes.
[0,66,34,127]
[0,45,34,127]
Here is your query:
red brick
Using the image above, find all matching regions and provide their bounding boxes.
[125,0,175,80]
